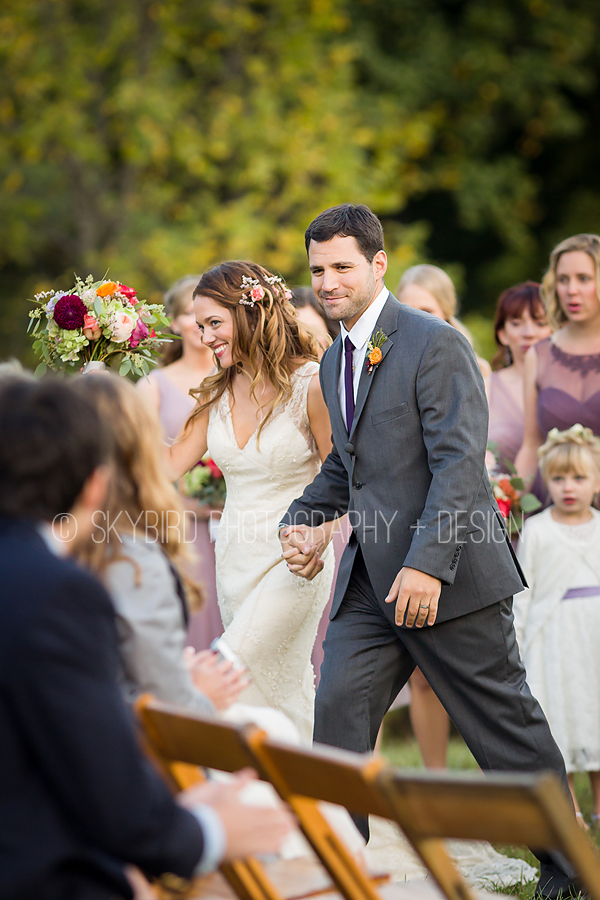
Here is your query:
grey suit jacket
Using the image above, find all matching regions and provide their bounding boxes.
[283,293,525,625]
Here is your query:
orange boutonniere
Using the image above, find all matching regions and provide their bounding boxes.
[365,329,387,374]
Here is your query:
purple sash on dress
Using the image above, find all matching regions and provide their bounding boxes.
[561,586,600,601]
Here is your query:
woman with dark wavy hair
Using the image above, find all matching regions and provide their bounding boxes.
[166,260,335,743]
[486,281,552,472]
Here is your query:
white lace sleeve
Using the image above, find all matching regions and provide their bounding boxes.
[287,361,320,455]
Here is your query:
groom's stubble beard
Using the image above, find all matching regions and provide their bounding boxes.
[317,265,378,325]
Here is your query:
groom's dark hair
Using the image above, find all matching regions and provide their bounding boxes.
[304,204,384,262]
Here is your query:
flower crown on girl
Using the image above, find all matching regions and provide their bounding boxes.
[539,424,600,456]
[538,423,600,478]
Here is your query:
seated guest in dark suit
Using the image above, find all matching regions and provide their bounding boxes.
[0,376,291,900]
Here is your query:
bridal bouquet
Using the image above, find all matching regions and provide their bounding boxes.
[487,443,541,535]
[27,275,170,376]
[181,458,226,509]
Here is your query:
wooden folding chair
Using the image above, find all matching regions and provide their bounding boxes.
[136,694,292,900]
[378,767,600,900]
[243,731,484,900]
[136,695,367,900]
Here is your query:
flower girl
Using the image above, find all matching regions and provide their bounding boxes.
[514,424,600,826]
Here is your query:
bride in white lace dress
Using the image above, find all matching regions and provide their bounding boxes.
[167,261,335,743]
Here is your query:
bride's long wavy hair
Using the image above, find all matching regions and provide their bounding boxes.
[187,261,320,441]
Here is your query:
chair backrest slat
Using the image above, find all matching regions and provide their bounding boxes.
[247,737,390,819]
[139,699,259,772]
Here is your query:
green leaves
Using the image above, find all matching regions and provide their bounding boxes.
[2,0,600,366]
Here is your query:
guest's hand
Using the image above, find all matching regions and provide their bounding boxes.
[184,648,251,710]
[124,866,158,900]
[280,524,326,581]
[384,567,441,627]
[178,770,295,860]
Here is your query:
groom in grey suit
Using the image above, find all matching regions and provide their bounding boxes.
[280,204,578,899]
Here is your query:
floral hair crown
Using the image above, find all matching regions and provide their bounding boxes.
[539,423,600,457]
[239,273,293,307]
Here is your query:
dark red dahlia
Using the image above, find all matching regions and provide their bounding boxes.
[53,294,87,330]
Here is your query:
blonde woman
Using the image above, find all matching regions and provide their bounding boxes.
[516,234,600,495]
[166,261,335,743]
[75,373,248,714]
[397,264,492,377]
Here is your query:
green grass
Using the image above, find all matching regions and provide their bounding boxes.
[379,710,600,898]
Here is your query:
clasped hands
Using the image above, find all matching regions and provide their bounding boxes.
[280,525,441,627]
[280,523,331,580]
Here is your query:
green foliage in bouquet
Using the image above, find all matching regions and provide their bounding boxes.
[181,459,226,510]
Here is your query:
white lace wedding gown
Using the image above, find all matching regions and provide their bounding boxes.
[207,361,334,744]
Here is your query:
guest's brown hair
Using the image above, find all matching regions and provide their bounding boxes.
[491,281,547,370]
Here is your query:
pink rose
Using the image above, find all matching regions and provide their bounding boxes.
[110,311,136,343]
[129,318,150,349]
[250,285,265,302]
[82,314,102,341]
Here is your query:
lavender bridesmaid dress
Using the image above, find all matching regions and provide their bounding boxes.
[532,337,600,504]
[149,368,223,649]
[487,370,524,471]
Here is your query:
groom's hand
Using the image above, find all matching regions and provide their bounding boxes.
[279,525,324,581]
[385,567,441,627]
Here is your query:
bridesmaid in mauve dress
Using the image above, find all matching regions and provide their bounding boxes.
[516,235,600,504]
[485,282,552,472]
[137,275,223,649]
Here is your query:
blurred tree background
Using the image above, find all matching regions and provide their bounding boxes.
[1,0,599,362]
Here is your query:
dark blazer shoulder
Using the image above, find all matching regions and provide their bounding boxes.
[0,518,115,673]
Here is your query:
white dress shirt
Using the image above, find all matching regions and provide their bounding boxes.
[338,286,390,429]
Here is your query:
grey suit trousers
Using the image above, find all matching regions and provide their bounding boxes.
[315,548,566,777]
[314,547,572,886]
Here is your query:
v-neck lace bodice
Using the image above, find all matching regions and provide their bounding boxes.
[205,360,334,743]
[207,361,320,514]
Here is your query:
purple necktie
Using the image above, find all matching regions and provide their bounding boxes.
[344,336,355,433]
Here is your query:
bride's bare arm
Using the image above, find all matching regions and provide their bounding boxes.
[282,373,337,579]
[165,407,210,482]
[307,372,332,462]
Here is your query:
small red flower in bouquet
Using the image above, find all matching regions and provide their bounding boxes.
[487,443,541,536]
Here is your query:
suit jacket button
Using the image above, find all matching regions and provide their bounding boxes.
[353,481,363,490]
[344,442,355,454]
